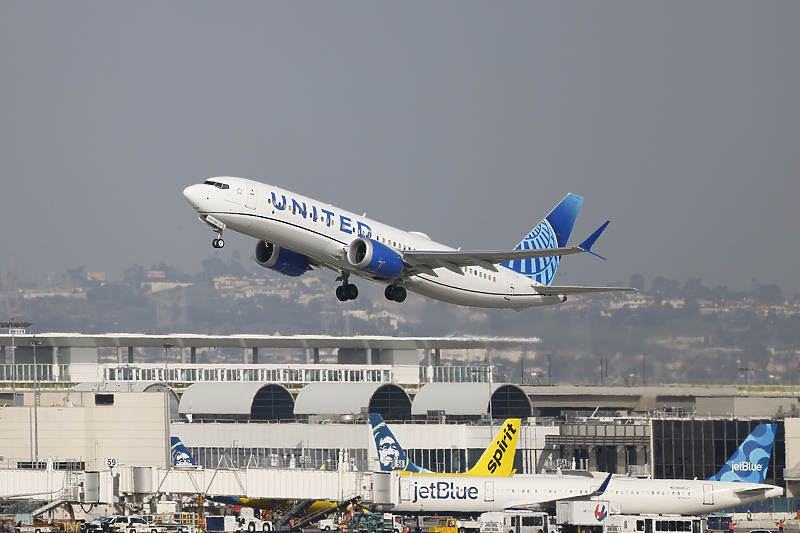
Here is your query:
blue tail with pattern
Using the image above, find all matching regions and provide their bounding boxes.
[707,424,776,483]
[501,193,583,285]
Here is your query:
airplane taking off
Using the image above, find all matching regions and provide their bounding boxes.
[183,178,632,309]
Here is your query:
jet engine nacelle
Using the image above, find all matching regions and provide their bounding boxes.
[347,238,404,279]
[254,241,310,277]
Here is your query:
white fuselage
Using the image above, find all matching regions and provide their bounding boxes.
[382,474,782,516]
[184,177,562,309]
[387,474,604,514]
[552,475,782,516]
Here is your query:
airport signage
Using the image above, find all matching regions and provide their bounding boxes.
[8,328,26,335]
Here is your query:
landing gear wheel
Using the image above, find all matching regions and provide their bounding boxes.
[393,286,407,302]
[336,286,348,302]
[385,285,407,302]
[346,284,358,300]
[212,238,225,248]
[336,283,358,301]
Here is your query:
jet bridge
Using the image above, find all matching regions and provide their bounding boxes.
[0,465,395,509]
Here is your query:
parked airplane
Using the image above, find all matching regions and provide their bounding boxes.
[370,413,520,476]
[368,419,783,515]
[590,424,783,515]
[368,416,611,513]
[183,178,632,309]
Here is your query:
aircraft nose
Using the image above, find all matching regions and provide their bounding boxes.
[183,184,205,210]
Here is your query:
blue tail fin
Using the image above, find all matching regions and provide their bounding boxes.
[171,436,199,467]
[502,193,583,285]
[707,424,776,483]
[369,413,429,473]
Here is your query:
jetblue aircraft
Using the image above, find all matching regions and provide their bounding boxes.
[183,178,632,308]
[591,424,783,515]
[369,419,783,515]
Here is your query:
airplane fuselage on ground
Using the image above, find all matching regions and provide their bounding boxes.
[184,177,625,308]
[383,474,782,515]
[596,476,783,515]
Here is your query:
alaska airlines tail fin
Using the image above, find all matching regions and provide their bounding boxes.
[171,436,199,467]
[464,419,521,476]
[501,193,583,285]
[369,413,430,473]
[707,424,776,483]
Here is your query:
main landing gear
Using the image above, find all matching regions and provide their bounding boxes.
[334,273,407,303]
[336,272,359,302]
[385,284,407,303]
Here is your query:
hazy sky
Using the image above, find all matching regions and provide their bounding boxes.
[2,2,799,296]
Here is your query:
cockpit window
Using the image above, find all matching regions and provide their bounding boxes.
[203,180,230,190]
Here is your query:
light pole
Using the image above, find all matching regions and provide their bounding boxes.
[30,337,43,463]
[164,342,173,468]
[1,320,32,402]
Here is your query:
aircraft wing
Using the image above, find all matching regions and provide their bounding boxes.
[402,220,613,276]
[503,473,614,511]
[403,246,587,275]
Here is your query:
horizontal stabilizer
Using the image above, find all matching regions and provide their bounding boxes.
[535,285,636,296]
[578,221,610,260]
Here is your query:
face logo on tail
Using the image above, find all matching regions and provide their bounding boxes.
[170,436,198,467]
[173,449,194,466]
[378,435,404,469]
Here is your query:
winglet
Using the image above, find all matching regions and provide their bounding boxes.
[578,221,610,260]
[597,472,613,494]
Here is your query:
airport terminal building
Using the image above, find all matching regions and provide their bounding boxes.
[1,333,799,508]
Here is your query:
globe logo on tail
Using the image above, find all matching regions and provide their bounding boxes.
[503,220,560,285]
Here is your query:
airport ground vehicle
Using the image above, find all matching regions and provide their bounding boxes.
[430,517,480,533]
[556,502,703,533]
[343,513,396,533]
[103,516,150,533]
[317,519,338,532]
[479,511,548,533]
[236,508,273,532]
[145,513,200,533]
[705,518,733,531]
[206,517,236,533]
[82,517,150,533]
